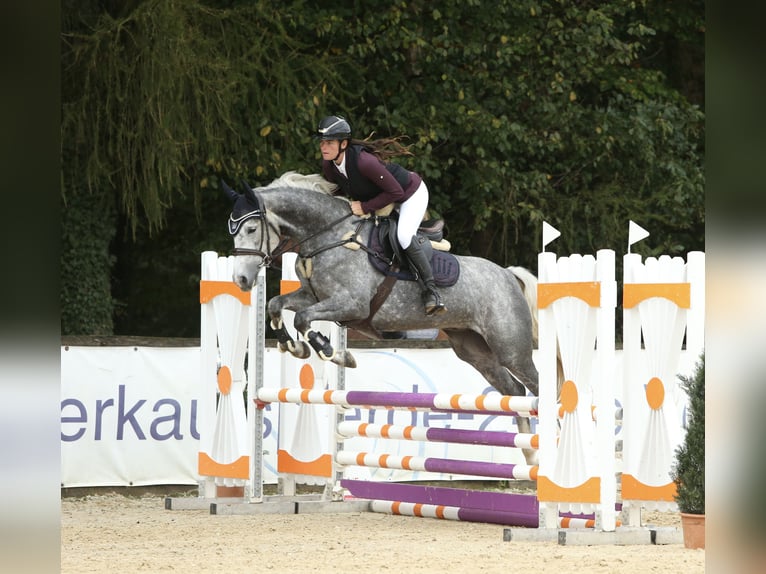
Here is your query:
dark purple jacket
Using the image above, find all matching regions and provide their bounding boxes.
[321,145,423,214]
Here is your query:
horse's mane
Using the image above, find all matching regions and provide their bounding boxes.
[262,171,340,196]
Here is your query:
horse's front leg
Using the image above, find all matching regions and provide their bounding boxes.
[293,296,370,369]
[267,289,317,360]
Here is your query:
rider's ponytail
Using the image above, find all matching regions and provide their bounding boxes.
[353,134,414,162]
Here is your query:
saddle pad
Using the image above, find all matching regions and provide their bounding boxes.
[367,226,460,287]
[430,250,460,287]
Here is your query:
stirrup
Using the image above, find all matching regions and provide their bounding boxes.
[425,301,446,316]
[423,290,446,316]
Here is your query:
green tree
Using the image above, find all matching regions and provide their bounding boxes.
[61,0,347,334]
[61,0,704,336]
[306,0,704,267]
[672,353,705,514]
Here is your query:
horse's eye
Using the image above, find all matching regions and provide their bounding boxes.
[245,225,257,235]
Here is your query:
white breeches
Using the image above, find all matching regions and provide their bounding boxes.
[397,181,429,249]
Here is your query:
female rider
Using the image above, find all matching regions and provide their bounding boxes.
[315,115,445,315]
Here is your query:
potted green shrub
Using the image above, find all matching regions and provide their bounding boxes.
[671,352,705,549]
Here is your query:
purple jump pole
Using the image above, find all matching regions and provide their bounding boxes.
[337,421,538,449]
[343,480,621,527]
[348,480,540,528]
[256,388,538,416]
[342,479,538,514]
[336,451,537,481]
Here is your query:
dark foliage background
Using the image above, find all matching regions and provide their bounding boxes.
[61,0,704,336]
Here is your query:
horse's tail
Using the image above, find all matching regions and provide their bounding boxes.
[508,266,539,343]
[508,265,564,398]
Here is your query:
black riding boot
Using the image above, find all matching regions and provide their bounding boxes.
[404,237,446,316]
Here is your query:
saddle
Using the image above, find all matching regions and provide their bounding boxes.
[366,214,460,288]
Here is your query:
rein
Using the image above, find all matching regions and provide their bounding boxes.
[299,217,390,265]
[290,212,357,258]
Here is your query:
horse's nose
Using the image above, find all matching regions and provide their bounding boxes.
[234,275,252,292]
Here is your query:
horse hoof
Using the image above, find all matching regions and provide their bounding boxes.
[287,340,311,359]
[331,350,357,369]
[522,449,539,467]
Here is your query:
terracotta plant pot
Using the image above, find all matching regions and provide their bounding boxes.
[680,512,705,549]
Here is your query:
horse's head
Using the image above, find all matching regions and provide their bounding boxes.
[223,180,282,291]
[224,171,351,291]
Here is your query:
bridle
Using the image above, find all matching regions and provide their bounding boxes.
[229,189,358,269]
[228,190,286,267]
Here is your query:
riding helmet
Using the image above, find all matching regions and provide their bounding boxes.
[315,115,351,140]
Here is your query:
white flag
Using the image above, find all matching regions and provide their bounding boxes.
[628,220,650,250]
[542,221,561,250]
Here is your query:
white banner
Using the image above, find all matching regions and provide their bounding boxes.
[61,346,203,487]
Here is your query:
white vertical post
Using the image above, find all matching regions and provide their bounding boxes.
[536,250,559,529]
[199,251,218,499]
[247,267,266,501]
[595,249,616,531]
[686,252,705,362]
[278,253,298,497]
[621,252,643,526]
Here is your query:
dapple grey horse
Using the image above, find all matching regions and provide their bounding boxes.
[225,172,544,464]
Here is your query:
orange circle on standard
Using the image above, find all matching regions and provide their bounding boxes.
[299,364,315,389]
[217,365,232,395]
[645,376,665,410]
[559,380,578,413]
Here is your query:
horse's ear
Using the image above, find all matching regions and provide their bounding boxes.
[241,179,258,205]
[221,179,239,203]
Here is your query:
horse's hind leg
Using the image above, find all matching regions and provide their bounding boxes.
[442,328,536,396]
[480,325,540,398]
[443,328,538,466]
